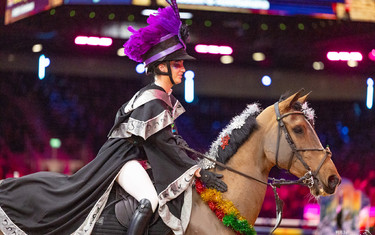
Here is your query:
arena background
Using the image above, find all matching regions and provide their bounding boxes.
[1,0,375,234]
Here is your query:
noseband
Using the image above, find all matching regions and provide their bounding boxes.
[273,101,331,188]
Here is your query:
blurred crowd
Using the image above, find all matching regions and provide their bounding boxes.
[1,71,374,219]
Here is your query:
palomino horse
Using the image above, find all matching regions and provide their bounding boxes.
[93,90,341,234]
[184,90,341,234]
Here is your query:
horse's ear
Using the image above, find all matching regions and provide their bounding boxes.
[298,91,311,104]
[279,88,305,111]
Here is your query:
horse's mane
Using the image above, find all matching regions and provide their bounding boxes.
[200,95,316,169]
[200,103,261,169]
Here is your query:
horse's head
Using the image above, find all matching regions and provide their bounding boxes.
[261,89,341,197]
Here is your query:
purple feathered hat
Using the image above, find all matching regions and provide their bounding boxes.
[123,0,195,68]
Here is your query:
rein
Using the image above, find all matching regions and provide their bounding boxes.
[181,145,314,188]
[181,144,310,234]
[180,101,332,234]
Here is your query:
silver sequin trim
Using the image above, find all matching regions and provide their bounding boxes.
[0,207,27,235]
[158,165,199,235]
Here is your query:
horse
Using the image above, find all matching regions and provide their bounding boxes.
[92,90,341,234]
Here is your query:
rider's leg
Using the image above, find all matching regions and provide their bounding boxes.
[116,160,158,235]
[116,160,158,211]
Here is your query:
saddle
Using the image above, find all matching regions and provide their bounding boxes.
[114,184,160,229]
[114,185,138,228]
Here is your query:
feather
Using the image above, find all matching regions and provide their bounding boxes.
[147,6,180,36]
[123,6,184,62]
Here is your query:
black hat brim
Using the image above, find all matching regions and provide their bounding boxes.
[163,48,196,61]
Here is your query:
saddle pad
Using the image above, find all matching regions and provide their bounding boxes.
[92,186,127,234]
[115,186,138,228]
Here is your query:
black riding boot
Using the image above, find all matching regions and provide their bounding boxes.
[127,198,153,235]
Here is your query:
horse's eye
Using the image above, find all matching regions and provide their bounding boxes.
[293,126,303,134]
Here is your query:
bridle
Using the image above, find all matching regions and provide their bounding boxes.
[182,101,332,189]
[179,101,333,234]
[273,101,331,189]
[266,101,332,234]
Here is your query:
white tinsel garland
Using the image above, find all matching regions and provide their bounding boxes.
[199,102,316,169]
[301,102,316,125]
[200,103,261,169]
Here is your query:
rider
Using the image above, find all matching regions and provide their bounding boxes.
[111,1,228,234]
[0,2,226,235]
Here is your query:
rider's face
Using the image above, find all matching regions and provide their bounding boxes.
[169,60,185,85]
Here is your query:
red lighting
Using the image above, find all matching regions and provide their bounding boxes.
[74,36,113,47]
[195,44,233,55]
[369,49,375,61]
[327,51,363,61]
[303,204,320,221]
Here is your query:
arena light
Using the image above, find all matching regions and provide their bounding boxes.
[141,9,193,19]
[366,78,374,109]
[261,75,271,86]
[347,60,358,67]
[303,204,320,221]
[13,171,20,178]
[74,36,113,47]
[371,206,375,217]
[252,52,265,61]
[195,44,233,55]
[220,55,233,64]
[50,138,61,149]
[135,63,145,74]
[141,9,156,16]
[174,0,270,10]
[327,51,363,61]
[312,61,324,70]
[184,70,195,103]
[32,44,43,53]
[117,48,126,57]
[38,54,50,80]
[369,49,375,61]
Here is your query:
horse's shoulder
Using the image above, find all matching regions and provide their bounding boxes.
[186,190,235,235]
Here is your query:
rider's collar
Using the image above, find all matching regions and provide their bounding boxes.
[154,81,173,96]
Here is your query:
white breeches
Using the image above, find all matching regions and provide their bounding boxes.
[116,160,159,212]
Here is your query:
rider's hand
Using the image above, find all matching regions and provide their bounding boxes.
[199,169,228,192]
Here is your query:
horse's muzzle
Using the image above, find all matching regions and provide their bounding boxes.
[324,174,341,194]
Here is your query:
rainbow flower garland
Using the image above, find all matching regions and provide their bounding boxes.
[195,178,256,235]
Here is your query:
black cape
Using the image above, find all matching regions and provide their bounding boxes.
[0,83,198,234]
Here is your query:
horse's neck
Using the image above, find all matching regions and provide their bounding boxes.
[187,123,273,234]
[223,129,272,224]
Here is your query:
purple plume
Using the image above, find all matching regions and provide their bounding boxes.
[123,6,182,62]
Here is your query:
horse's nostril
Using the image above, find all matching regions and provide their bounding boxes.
[328,175,340,189]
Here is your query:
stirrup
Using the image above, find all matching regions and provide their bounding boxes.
[127,198,153,235]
